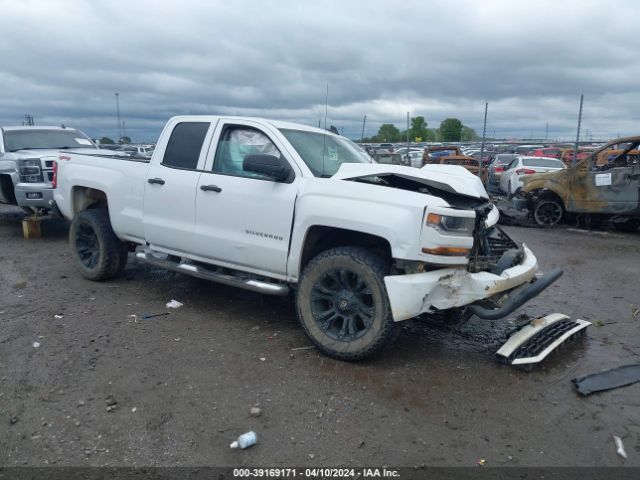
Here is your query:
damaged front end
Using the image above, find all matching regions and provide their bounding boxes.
[465,205,564,320]
[384,203,563,322]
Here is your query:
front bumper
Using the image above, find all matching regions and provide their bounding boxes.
[384,244,540,321]
[14,183,54,209]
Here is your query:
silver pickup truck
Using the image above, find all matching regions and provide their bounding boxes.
[0,126,99,214]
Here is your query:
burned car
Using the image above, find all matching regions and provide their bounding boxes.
[515,137,640,229]
[422,146,486,182]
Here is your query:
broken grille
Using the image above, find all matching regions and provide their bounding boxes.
[468,225,520,273]
[504,319,579,363]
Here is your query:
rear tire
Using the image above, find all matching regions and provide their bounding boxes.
[69,208,128,281]
[296,247,399,361]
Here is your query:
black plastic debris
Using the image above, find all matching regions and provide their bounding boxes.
[572,364,640,396]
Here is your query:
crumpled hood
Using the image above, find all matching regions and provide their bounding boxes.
[333,163,489,199]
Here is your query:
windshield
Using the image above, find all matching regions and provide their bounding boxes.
[280,129,372,177]
[3,129,96,152]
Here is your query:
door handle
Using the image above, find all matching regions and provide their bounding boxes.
[200,184,222,192]
[147,178,165,185]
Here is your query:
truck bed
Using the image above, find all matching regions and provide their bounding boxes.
[55,151,151,243]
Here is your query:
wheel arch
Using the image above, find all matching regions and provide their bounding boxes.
[71,186,109,214]
[0,174,17,205]
[527,188,565,208]
[298,225,392,275]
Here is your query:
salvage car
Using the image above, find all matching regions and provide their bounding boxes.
[499,156,566,196]
[487,153,516,189]
[52,116,569,361]
[422,146,486,181]
[0,126,98,214]
[517,137,640,228]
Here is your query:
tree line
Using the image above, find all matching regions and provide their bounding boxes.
[362,116,478,143]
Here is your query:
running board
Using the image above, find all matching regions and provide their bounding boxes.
[135,250,290,296]
[496,313,591,365]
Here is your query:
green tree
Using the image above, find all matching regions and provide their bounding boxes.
[376,124,401,142]
[409,116,429,142]
[461,126,478,141]
[440,118,463,142]
[99,136,115,145]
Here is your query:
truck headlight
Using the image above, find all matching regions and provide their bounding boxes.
[19,159,43,182]
[426,213,475,236]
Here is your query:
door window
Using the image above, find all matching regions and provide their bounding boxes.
[212,126,283,179]
[162,122,210,170]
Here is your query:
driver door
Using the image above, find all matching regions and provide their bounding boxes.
[570,152,640,213]
[191,120,300,278]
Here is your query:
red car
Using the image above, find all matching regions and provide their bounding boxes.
[530,148,562,158]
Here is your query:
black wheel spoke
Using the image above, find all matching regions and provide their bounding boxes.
[89,251,99,268]
[315,281,338,295]
[338,269,352,289]
[354,277,367,292]
[317,309,340,331]
[347,316,359,336]
[75,223,100,268]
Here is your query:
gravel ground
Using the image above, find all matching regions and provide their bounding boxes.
[1,204,639,467]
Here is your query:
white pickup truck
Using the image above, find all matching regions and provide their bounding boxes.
[53,116,568,361]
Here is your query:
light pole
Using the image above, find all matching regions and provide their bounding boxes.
[115,93,121,142]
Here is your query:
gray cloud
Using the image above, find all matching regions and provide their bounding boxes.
[1,0,638,141]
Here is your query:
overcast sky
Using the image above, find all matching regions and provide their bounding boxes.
[2,0,639,142]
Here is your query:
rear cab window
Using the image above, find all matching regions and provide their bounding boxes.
[162,122,210,170]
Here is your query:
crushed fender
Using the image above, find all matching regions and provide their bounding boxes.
[572,364,640,396]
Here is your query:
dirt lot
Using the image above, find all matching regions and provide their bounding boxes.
[1,204,639,467]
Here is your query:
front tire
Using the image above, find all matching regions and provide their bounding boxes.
[533,199,563,226]
[296,247,399,361]
[69,208,128,281]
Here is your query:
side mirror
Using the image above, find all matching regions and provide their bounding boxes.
[243,154,293,182]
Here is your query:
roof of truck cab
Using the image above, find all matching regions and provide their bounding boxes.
[168,116,336,136]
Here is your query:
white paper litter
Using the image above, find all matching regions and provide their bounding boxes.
[166,299,183,309]
[614,435,628,459]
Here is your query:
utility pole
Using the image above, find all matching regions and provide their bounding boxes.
[122,121,127,143]
[22,114,35,126]
[406,111,410,147]
[361,114,366,143]
[479,102,488,183]
[573,94,584,168]
[323,82,329,131]
[114,93,121,143]
[545,123,549,141]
